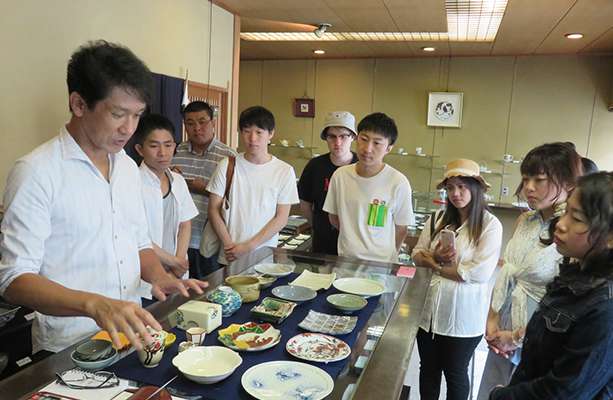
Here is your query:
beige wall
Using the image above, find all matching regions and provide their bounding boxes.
[239,55,613,205]
[0,0,235,194]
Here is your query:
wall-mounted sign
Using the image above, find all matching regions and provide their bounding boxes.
[293,98,315,118]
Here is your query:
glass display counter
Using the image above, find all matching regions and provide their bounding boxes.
[0,247,431,400]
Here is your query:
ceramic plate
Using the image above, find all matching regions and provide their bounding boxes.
[254,263,295,277]
[241,360,334,400]
[332,278,384,297]
[286,333,351,363]
[251,297,297,323]
[272,285,317,302]
[290,270,336,291]
[298,310,357,335]
[326,293,368,313]
[217,322,281,351]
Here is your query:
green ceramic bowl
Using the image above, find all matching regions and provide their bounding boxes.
[326,293,368,313]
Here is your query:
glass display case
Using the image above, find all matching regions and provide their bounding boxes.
[0,248,431,400]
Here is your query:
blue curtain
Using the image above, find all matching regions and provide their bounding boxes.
[125,73,185,162]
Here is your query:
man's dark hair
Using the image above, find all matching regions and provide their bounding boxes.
[183,101,214,120]
[133,114,176,146]
[582,157,599,175]
[239,106,275,132]
[357,112,398,145]
[66,40,152,110]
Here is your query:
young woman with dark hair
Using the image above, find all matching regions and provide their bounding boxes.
[412,159,503,400]
[489,171,613,399]
[478,142,584,399]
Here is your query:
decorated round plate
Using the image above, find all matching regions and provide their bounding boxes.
[286,333,350,363]
[217,322,281,351]
[241,360,333,400]
[272,285,317,302]
[254,263,295,277]
[332,277,384,297]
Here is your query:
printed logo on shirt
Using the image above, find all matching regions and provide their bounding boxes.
[324,177,330,192]
[367,198,387,227]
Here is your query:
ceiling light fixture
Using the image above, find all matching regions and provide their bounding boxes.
[422,46,436,52]
[564,33,584,39]
[314,23,332,38]
[313,49,325,54]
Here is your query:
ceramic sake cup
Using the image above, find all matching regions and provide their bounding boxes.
[136,329,167,368]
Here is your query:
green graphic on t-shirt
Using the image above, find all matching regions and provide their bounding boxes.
[367,199,387,227]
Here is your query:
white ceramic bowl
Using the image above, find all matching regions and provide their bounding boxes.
[172,346,242,384]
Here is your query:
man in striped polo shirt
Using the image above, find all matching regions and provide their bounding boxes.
[172,101,236,278]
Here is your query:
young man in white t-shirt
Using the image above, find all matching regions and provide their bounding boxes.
[207,106,299,264]
[323,112,414,262]
[134,114,198,281]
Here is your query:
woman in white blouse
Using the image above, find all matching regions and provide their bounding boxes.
[413,159,503,400]
[477,143,583,399]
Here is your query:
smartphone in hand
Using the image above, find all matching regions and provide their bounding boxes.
[439,229,456,250]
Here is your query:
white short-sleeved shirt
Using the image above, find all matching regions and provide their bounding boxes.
[412,210,503,337]
[0,127,151,353]
[207,154,299,263]
[323,164,414,262]
[139,163,198,280]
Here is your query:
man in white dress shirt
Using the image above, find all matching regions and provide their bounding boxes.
[0,40,207,353]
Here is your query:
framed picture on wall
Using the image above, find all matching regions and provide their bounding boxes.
[427,92,463,128]
[293,98,315,118]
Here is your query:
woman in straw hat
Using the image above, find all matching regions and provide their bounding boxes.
[412,158,503,400]
[477,142,583,399]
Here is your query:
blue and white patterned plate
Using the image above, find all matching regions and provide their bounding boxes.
[241,360,334,400]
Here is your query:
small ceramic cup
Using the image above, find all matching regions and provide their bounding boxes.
[186,327,206,345]
[415,147,423,155]
[136,329,166,368]
[178,341,197,353]
[397,147,405,154]
[503,154,514,162]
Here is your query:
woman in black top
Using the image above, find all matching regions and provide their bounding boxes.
[490,172,613,399]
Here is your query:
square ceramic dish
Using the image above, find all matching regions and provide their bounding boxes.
[298,310,357,335]
[290,270,336,291]
[250,297,297,324]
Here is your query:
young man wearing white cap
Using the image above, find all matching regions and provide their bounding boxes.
[323,112,414,262]
[298,111,358,255]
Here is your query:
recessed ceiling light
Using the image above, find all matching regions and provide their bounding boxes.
[565,33,584,39]
[313,49,325,54]
[422,46,436,52]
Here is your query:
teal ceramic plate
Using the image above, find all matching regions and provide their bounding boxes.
[326,293,368,313]
[272,285,317,302]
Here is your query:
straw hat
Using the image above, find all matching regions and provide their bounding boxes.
[320,111,356,139]
[436,159,491,190]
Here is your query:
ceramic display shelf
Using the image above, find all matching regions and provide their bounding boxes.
[388,152,439,159]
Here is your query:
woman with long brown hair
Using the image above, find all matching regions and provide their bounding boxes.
[478,142,583,398]
[413,159,503,400]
